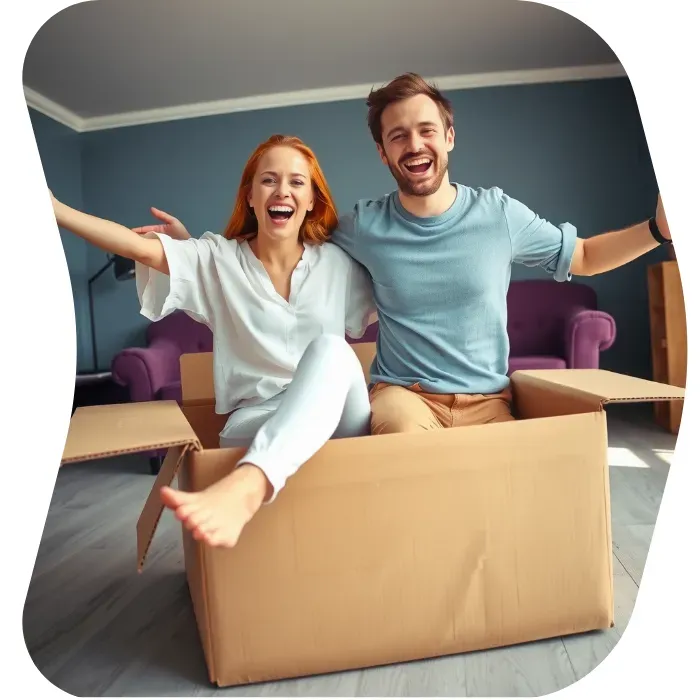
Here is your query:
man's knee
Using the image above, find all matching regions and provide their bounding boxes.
[487,410,515,424]
[482,391,516,425]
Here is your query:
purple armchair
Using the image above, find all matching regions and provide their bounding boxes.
[506,279,616,373]
[112,311,213,405]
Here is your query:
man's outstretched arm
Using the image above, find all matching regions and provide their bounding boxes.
[570,194,671,276]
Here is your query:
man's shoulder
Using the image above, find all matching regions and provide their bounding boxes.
[454,184,513,226]
[461,184,541,217]
[458,183,505,206]
[342,192,395,228]
[355,191,394,213]
[331,193,394,245]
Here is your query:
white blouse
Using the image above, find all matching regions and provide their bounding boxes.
[135,231,376,414]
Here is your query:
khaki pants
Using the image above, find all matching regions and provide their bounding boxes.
[369,381,514,435]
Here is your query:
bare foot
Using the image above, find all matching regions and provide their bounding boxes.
[161,464,271,548]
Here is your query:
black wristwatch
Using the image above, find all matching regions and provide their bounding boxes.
[649,216,671,245]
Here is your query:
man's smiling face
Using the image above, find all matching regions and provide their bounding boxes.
[377,93,455,197]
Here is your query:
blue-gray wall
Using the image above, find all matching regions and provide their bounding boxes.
[29,109,92,371]
[33,76,668,379]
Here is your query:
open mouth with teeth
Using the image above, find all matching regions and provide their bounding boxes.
[267,205,295,224]
[402,156,433,175]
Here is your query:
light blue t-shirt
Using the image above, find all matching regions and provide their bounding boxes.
[331,183,578,395]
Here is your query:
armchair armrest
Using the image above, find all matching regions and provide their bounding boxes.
[564,305,616,369]
[111,338,182,403]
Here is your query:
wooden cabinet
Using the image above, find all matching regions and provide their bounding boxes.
[647,261,687,433]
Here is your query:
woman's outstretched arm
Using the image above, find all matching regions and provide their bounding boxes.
[51,191,169,275]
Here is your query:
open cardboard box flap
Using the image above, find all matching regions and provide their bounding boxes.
[136,442,197,572]
[61,400,202,463]
[511,368,685,405]
[60,400,203,572]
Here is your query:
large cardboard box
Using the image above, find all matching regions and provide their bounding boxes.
[60,343,684,687]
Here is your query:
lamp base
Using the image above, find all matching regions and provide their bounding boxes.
[75,370,112,387]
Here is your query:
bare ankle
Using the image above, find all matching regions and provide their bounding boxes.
[235,463,273,504]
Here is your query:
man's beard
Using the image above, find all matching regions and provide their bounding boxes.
[387,155,448,197]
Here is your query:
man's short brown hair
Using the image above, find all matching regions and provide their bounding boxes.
[366,72,454,146]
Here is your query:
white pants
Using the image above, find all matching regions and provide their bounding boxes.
[219,334,371,500]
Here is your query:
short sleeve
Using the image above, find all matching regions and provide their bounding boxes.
[502,193,578,282]
[344,259,376,339]
[135,232,219,327]
[331,208,362,261]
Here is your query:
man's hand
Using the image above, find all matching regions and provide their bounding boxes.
[132,207,191,240]
[655,194,671,240]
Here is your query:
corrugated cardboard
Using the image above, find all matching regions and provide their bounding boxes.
[60,343,685,687]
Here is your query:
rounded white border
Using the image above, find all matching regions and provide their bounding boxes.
[3,1,696,697]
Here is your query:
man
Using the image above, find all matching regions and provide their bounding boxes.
[327,72,671,434]
[135,72,672,435]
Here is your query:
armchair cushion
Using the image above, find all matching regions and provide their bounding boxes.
[508,355,567,373]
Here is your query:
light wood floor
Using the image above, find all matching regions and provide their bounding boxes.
[24,405,678,697]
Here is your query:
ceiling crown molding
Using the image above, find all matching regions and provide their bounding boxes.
[25,62,627,133]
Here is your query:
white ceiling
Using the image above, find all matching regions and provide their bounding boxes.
[23,0,622,127]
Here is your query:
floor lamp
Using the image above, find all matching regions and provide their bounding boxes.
[87,254,135,372]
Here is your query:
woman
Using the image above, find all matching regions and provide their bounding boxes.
[51,134,376,549]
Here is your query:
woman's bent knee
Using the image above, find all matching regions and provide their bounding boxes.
[305,333,363,374]
[307,333,353,357]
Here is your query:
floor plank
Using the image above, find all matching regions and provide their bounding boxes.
[462,638,576,697]
[612,523,655,586]
[358,654,468,696]
[562,554,639,680]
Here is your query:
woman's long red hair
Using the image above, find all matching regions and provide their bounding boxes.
[222,135,338,245]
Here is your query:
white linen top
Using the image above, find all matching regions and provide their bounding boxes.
[135,231,376,414]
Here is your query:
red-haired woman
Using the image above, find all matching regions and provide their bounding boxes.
[50,134,376,549]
